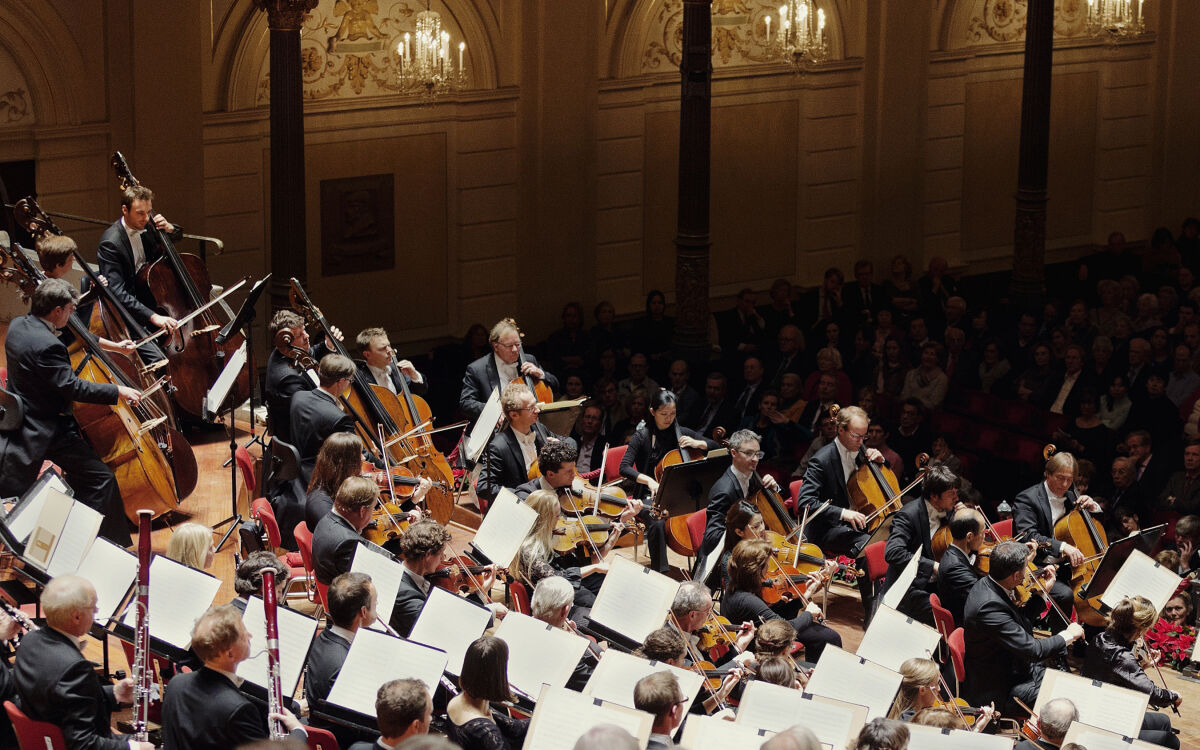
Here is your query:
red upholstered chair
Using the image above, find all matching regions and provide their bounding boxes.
[862,541,888,585]
[235,446,256,497]
[305,725,340,750]
[5,700,65,750]
[929,592,955,641]
[946,627,966,683]
[250,498,307,593]
[665,510,705,561]
[291,521,321,612]
[787,479,803,514]
[509,580,531,615]
[603,445,628,483]
[986,518,1013,541]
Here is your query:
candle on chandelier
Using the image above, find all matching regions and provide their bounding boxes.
[818,8,826,32]
[764,14,771,42]
[458,41,465,73]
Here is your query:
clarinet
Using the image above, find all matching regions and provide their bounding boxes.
[132,509,154,743]
[0,600,37,648]
[260,568,287,740]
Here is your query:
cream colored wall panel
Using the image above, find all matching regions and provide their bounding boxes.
[34,154,108,192]
[203,141,263,178]
[1099,85,1149,117]
[457,150,518,189]
[597,172,642,209]
[805,182,859,220]
[207,249,268,286]
[805,147,859,187]
[598,106,644,138]
[923,232,960,259]
[1096,208,1145,236]
[927,104,964,139]
[802,114,859,151]
[595,240,641,279]
[205,174,263,217]
[597,206,642,245]
[457,118,516,153]
[927,76,965,107]
[925,168,962,202]
[962,77,1019,256]
[925,136,964,171]
[459,220,517,262]
[1098,115,1149,150]
[599,136,644,173]
[459,257,517,299]
[800,215,857,252]
[1046,72,1098,241]
[459,294,518,328]
[596,277,643,315]
[458,184,517,225]
[805,85,860,120]
[1096,145,1150,180]
[1094,176,1151,213]
[1103,58,1150,88]
[923,200,958,236]
[203,213,265,255]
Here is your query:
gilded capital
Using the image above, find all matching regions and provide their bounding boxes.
[252,0,318,31]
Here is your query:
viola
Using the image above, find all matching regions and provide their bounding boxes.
[934,697,985,726]
[693,613,736,653]
[761,559,828,607]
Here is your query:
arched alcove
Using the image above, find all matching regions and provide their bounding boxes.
[0,4,88,126]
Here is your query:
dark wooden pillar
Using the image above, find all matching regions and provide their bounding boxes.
[672,0,713,360]
[253,0,316,309]
[1010,0,1055,309]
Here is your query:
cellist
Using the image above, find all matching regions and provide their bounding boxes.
[264,309,340,445]
[459,318,558,426]
[0,279,142,546]
[1012,450,1102,633]
[355,327,427,396]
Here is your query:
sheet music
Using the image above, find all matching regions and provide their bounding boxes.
[582,650,704,710]
[1099,548,1182,614]
[76,539,137,622]
[589,555,680,644]
[204,341,247,416]
[1034,669,1148,738]
[349,543,404,625]
[7,470,72,545]
[236,595,319,695]
[471,489,537,567]
[906,723,1015,750]
[522,685,652,750]
[408,586,491,675]
[24,486,73,569]
[494,612,589,698]
[327,628,447,716]
[805,646,903,719]
[122,556,222,648]
[855,606,942,672]
[680,715,773,750]
[736,683,866,749]
[44,502,102,578]
[881,550,921,610]
[465,388,502,462]
[1061,721,1159,750]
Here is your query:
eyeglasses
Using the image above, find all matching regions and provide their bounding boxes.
[737,450,765,460]
[845,431,868,440]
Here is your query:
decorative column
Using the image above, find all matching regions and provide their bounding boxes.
[1010,0,1055,308]
[672,0,714,361]
[253,0,316,310]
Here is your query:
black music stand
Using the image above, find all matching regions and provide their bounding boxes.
[0,387,22,431]
[655,451,732,518]
[1079,524,1167,606]
[217,274,270,456]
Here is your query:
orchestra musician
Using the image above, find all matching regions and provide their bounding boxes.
[35,235,141,358]
[1012,450,1102,631]
[962,541,1085,714]
[160,604,307,750]
[445,636,529,750]
[794,404,883,619]
[475,383,563,507]
[96,185,181,336]
[936,507,987,627]
[346,679,433,749]
[635,671,686,750]
[265,309,334,444]
[459,318,558,425]
[529,575,600,691]
[0,278,142,546]
[888,657,995,730]
[311,476,382,586]
[670,581,756,664]
[232,552,290,613]
[637,626,742,714]
[695,429,779,576]
[305,571,380,749]
[305,432,367,531]
[13,576,152,750]
[355,327,428,396]
[291,353,359,483]
[882,464,961,624]
[1014,697,1078,750]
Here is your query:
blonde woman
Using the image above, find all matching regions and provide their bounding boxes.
[166,522,214,571]
[888,657,994,731]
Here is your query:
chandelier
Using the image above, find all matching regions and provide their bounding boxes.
[1085,0,1147,40]
[762,1,828,70]
[396,2,466,100]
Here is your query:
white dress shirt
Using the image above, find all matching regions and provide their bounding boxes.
[121,217,147,269]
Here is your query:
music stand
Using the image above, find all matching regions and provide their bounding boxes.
[217,274,270,457]
[1080,524,1166,605]
[655,452,732,518]
[0,387,22,431]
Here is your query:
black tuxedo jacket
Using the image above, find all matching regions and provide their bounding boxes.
[354,360,428,398]
[13,627,127,750]
[1012,482,1078,563]
[265,347,320,444]
[883,498,936,593]
[714,308,766,358]
[161,666,305,750]
[312,512,366,585]
[701,467,762,556]
[97,218,182,327]
[962,576,1067,708]
[391,569,429,637]
[0,315,119,497]
[305,629,376,747]
[936,544,980,627]
[290,388,356,483]
[475,426,549,502]
[794,440,857,539]
[843,282,885,323]
[458,353,558,423]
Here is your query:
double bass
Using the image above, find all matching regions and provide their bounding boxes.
[110,151,250,421]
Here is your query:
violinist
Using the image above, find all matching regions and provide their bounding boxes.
[695,429,779,571]
[937,507,986,626]
[962,541,1085,714]
[0,279,142,547]
[311,476,379,586]
[1081,595,1182,748]
[619,389,716,573]
[1014,697,1078,750]
[265,309,333,444]
[529,575,599,691]
[1013,450,1102,631]
[882,464,961,624]
[391,518,507,637]
[702,501,768,589]
[291,354,358,483]
[723,539,842,662]
[97,185,181,336]
[306,432,428,533]
[355,327,427,396]
[888,657,995,730]
[634,672,686,750]
[794,404,883,619]
[459,318,558,425]
[669,581,755,665]
[476,383,563,507]
[636,627,742,715]
[36,235,141,358]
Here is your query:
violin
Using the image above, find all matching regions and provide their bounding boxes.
[429,551,503,595]
[552,515,618,556]
[556,482,636,519]
[693,613,736,653]
[761,559,830,608]
[765,532,829,574]
[1045,443,1109,626]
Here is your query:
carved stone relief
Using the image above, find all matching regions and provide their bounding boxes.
[963,0,1086,44]
[641,0,818,72]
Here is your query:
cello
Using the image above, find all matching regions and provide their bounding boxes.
[110,152,250,421]
[1045,443,1110,626]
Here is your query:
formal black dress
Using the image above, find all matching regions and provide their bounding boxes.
[160,666,307,750]
[446,713,529,750]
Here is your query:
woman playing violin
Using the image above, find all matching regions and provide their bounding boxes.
[306,432,428,538]
[723,539,842,663]
[888,657,995,731]
[637,626,743,715]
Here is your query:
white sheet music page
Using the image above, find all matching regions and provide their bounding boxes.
[471,488,537,567]
[408,586,491,675]
[494,612,589,699]
[680,715,774,750]
[122,556,222,648]
[237,595,319,695]
[465,388,503,463]
[881,550,921,610]
[522,685,651,750]
[77,540,137,623]
[44,501,102,578]
[24,486,73,569]
[582,649,704,710]
[736,683,866,749]
[806,645,903,719]
[349,543,404,625]
[855,605,942,672]
[327,628,448,716]
[906,723,1015,750]
[1098,548,1182,614]
[1062,721,1159,750]
[589,555,680,644]
[8,472,71,545]
[1034,669,1148,738]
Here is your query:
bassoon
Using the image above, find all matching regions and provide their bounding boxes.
[131,509,153,742]
[260,568,287,740]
